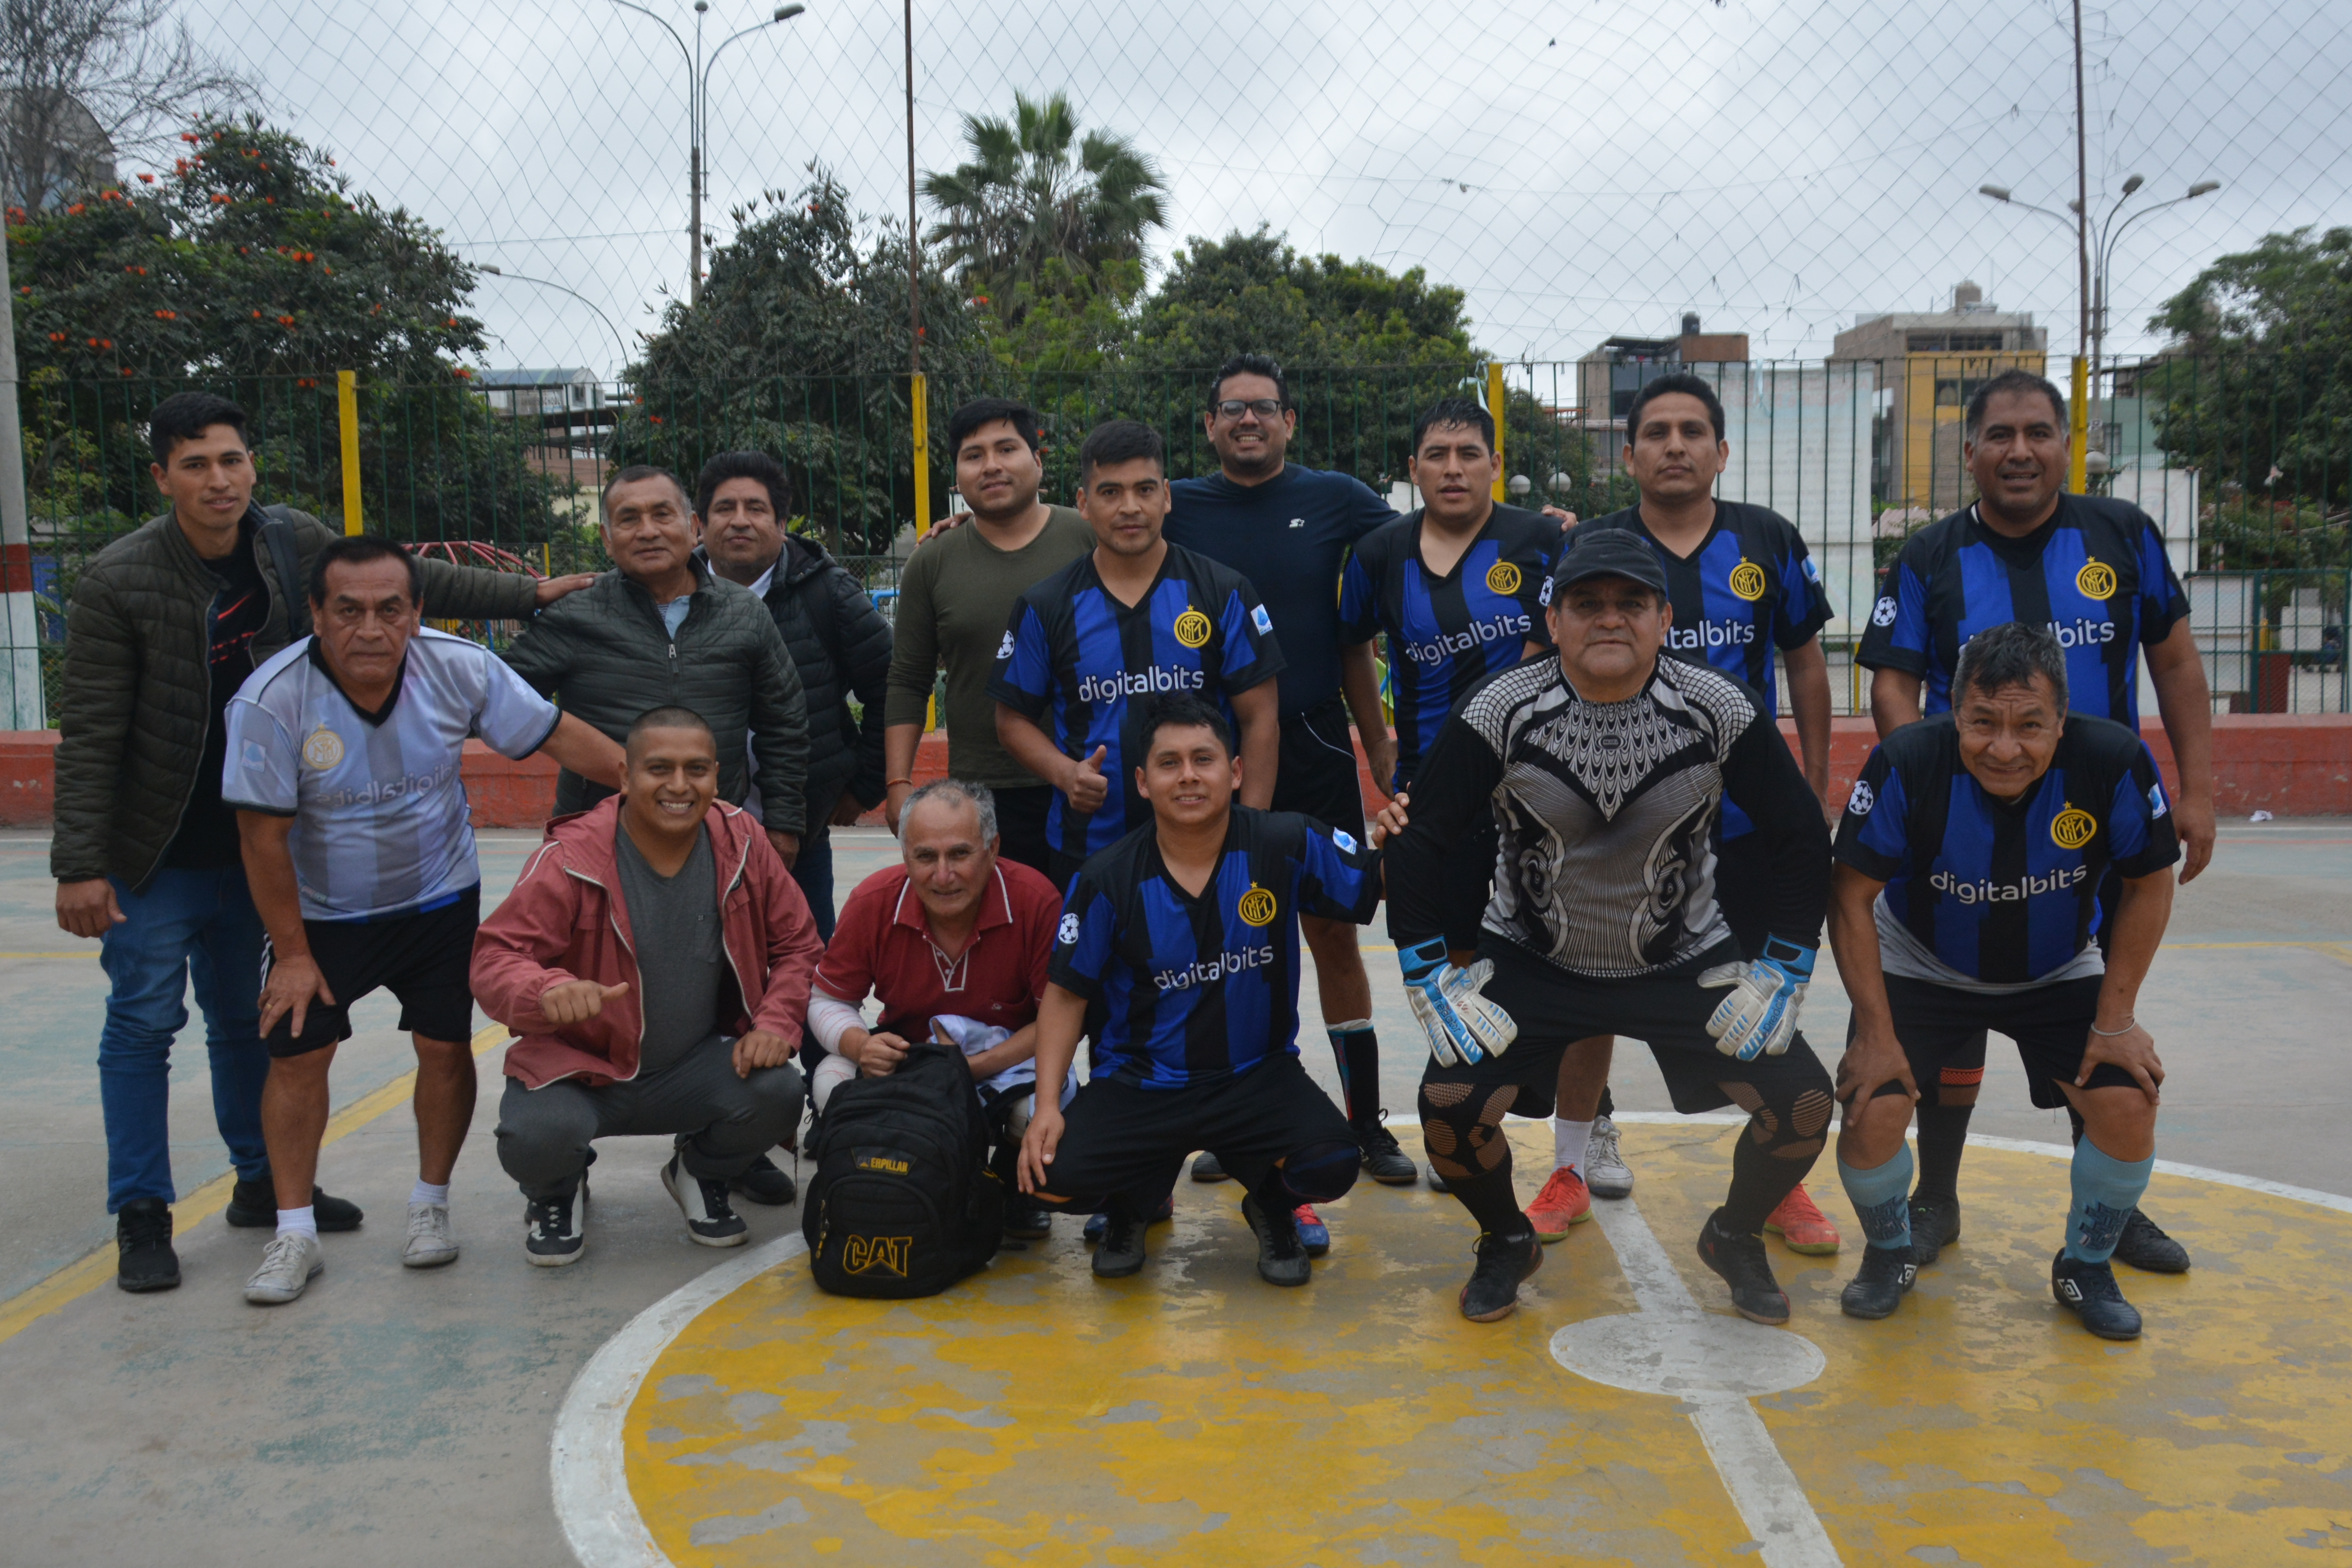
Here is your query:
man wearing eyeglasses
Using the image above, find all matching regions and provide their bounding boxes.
[1164,354,1416,1188]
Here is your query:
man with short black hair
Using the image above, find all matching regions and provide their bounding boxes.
[471,707,822,1267]
[55,391,592,1293]
[886,398,1096,875]
[1018,694,1379,1286]
[503,464,811,865]
[226,536,623,1303]
[1830,621,2178,1337]
[1166,354,1417,1187]
[1859,366,2211,1275]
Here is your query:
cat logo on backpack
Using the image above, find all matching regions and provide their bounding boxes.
[842,1234,913,1276]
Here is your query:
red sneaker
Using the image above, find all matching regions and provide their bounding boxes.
[1764,1183,1841,1255]
[1527,1166,1592,1242]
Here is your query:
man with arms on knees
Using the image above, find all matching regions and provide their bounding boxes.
[1578,370,1842,1255]
[804,780,1063,1239]
[226,538,623,1303]
[471,709,821,1266]
[1382,530,1834,1323]
[1338,396,1564,1204]
[1829,621,2177,1337]
[1166,356,1418,1188]
[1018,695,1379,1284]
[885,399,1095,875]
[57,391,590,1293]
[1859,367,2209,1275]
[503,464,811,867]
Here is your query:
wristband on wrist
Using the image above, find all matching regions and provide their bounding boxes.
[886,777,914,788]
[2089,1016,2136,1036]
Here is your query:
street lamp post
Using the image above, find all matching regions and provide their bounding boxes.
[475,264,635,378]
[604,0,805,306]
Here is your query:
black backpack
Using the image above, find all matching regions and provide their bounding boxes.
[801,1040,1004,1298]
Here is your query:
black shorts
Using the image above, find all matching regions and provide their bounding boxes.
[1880,973,2134,1110]
[264,887,480,1058]
[992,785,1055,881]
[1037,1053,1351,1205]
[1425,938,1832,1116]
[1272,696,1366,833]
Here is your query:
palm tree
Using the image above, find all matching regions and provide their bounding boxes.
[921,91,1166,326]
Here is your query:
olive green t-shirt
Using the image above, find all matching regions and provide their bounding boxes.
[884,506,1095,790]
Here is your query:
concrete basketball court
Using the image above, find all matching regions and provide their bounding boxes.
[0,819,2347,1566]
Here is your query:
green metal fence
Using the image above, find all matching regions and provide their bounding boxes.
[14,354,2349,724]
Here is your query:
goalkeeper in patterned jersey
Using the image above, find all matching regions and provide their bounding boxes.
[1379,530,1834,1324]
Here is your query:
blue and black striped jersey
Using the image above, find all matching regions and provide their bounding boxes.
[1049,807,1382,1088]
[1857,494,2189,724]
[1338,504,1560,791]
[1834,713,2180,986]
[987,542,1284,861]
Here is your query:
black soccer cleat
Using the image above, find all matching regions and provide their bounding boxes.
[2110,1208,2190,1274]
[1839,1244,1918,1320]
[1190,1151,1229,1183]
[1091,1201,1147,1278]
[1908,1192,1961,1268]
[226,1176,363,1232]
[1458,1227,1543,1322]
[1355,1115,1420,1186]
[1426,1167,1451,1194]
[2052,1250,2143,1340]
[1084,1194,1172,1245]
[1242,1195,1312,1287]
[1698,1210,1790,1325]
[728,1153,798,1207]
[1001,1191,1053,1242]
[115,1197,180,1293]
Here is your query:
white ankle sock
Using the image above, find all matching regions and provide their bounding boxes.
[411,1179,451,1207]
[1553,1118,1593,1174]
[277,1206,318,1239]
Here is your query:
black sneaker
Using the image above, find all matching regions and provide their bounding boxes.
[1190,1151,1229,1182]
[1242,1194,1312,1287]
[1002,1191,1053,1242]
[1084,1194,1173,1244]
[2052,1250,2143,1339]
[524,1187,586,1267]
[1908,1192,1962,1268]
[1839,1244,1917,1320]
[1427,1168,1451,1194]
[2111,1208,2190,1274]
[1091,1200,1147,1278]
[662,1154,749,1247]
[225,1177,363,1232]
[1355,1114,1420,1186]
[115,1197,180,1293]
[728,1153,797,1207]
[1458,1227,1543,1322]
[1697,1211,1790,1325]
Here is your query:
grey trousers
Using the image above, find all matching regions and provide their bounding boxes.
[494,1033,806,1201]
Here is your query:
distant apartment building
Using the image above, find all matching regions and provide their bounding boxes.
[1575,314,1752,467]
[1832,283,2047,512]
[477,368,605,419]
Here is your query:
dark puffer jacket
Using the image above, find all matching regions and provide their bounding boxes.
[500,556,810,833]
[53,505,543,890]
[751,537,891,831]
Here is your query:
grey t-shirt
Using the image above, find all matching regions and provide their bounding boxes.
[613,823,726,1074]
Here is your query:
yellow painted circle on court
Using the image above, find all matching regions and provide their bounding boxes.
[2076,559,2118,600]
[1485,561,1522,595]
[618,1125,2352,1565]
[2051,805,2098,849]
[1728,560,1767,601]
[1172,610,1212,649]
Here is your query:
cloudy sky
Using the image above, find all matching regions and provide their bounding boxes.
[175,0,2351,380]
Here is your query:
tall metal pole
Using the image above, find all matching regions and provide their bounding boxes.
[906,0,930,538]
[689,1,708,305]
[0,220,40,727]
[2068,0,2091,493]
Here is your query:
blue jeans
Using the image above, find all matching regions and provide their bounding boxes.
[790,828,836,942]
[97,865,272,1211]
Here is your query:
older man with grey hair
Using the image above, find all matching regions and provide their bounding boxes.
[804,779,1067,1238]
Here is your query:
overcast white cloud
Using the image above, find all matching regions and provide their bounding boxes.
[174,0,2352,378]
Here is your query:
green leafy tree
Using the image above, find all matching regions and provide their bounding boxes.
[2146,225,2352,568]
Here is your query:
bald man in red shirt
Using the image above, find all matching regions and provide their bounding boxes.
[806,779,1062,1237]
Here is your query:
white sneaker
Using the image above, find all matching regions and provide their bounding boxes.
[1586,1115,1635,1200]
[402,1202,460,1268]
[244,1231,324,1304]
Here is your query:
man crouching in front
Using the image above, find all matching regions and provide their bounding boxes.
[470,706,822,1265]
[1017,693,1381,1285]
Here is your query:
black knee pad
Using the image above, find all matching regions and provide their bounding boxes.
[1279,1140,1361,1205]
[1418,1079,1519,1182]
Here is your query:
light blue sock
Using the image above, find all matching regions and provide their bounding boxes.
[1838,1144,1915,1251]
[2064,1140,2154,1263]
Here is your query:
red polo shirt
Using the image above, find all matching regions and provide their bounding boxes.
[813,858,1060,1043]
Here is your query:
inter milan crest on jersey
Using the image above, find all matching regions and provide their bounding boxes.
[2050,805,2097,850]
[1237,884,1278,927]
[301,724,344,771]
[1173,610,1212,648]
[1486,561,1522,595]
[2075,559,2118,600]
[1728,560,1767,601]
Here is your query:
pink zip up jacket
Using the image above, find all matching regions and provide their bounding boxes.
[471,796,825,1089]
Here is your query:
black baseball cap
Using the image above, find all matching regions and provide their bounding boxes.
[1549,528,1668,596]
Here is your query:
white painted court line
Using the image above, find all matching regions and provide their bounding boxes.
[553,1232,806,1568]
